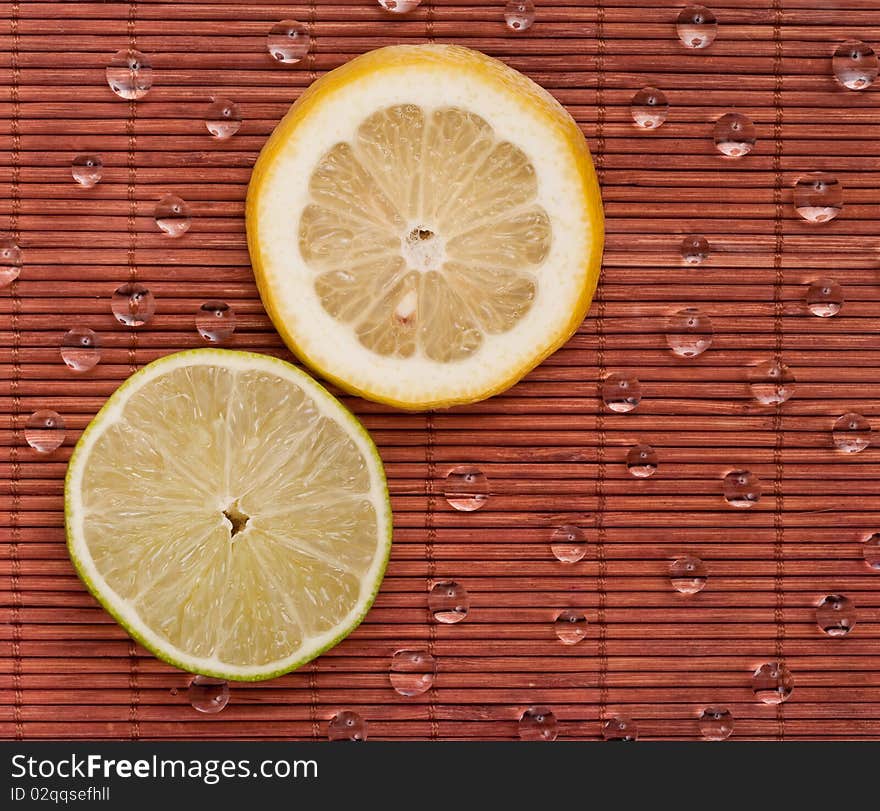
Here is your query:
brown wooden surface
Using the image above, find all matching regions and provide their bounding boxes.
[1,0,879,740]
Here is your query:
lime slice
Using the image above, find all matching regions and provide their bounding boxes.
[65,349,391,681]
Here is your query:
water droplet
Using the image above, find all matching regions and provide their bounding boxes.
[444,466,489,511]
[752,662,793,705]
[816,594,856,637]
[551,525,587,563]
[748,359,795,405]
[862,533,880,570]
[268,20,310,64]
[680,234,709,265]
[666,307,713,358]
[390,649,436,696]
[112,282,155,327]
[328,710,367,741]
[699,707,733,740]
[106,49,153,100]
[154,195,191,237]
[61,327,101,372]
[187,675,229,714]
[429,580,469,624]
[626,444,658,478]
[518,707,557,741]
[71,154,103,188]
[713,112,756,158]
[205,98,242,140]
[25,410,66,453]
[670,556,708,594]
[504,0,535,31]
[196,301,236,344]
[0,237,21,288]
[630,86,669,130]
[601,372,642,413]
[832,412,871,453]
[676,5,717,49]
[794,173,843,224]
[378,0,422,13]
[806,279,844,317]
[554,609,587,645]
[832,41,878,90]
[603,716,638,741]
[723,470,762,508]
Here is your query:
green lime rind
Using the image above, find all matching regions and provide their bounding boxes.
[65,348,393,683]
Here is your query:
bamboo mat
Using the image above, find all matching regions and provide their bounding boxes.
[1,0,879,741]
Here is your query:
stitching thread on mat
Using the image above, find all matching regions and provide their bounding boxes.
[423,0,437,741]
[126,1,141,741]
[307,0,317,84]
[594,0,609,736]
[10,0,23,742]
[309,663,320,739]
[126,4,138,374]
[771,0,786,742]
[128,640,140,738]
[306,0,319,739]
[425,412,439,739]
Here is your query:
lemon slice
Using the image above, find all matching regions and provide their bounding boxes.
[65,349,391,681]
[247,44,603,410]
